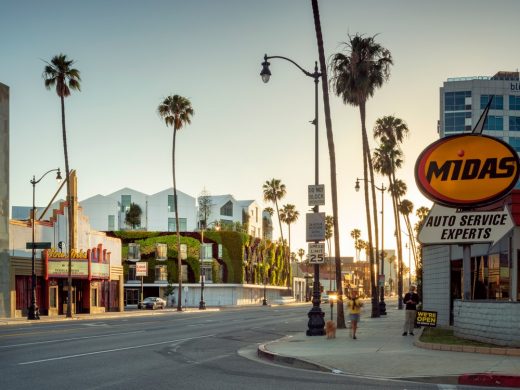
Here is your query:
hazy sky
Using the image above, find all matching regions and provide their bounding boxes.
[2,0,519,262]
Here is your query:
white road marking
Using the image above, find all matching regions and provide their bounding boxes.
[437,385,458,390]
[18,334,215,365]
[0,330,145,349]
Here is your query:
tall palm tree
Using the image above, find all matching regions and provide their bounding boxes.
[389,178,407,308]
[297,248,305,263]
[262,179,286,248]
[330,34,393,317]
[279,204,299,254]
[350,228,361,260]
[399,199,418,270]
[324,215,334,290]
[373,115,409,309]
[311,0,346,329]
[157,94,194,312]
[43,53,81,318]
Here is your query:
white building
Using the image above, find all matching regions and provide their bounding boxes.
[80,187,198,232]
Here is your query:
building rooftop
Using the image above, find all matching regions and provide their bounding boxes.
[446,70,519,83]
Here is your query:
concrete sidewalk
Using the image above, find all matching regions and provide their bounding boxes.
[258,298,520,387]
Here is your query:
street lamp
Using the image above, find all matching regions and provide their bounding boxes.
[260,53,325,336]
[199,220,220,310]
[29,168,62,320]
[355,178,387,315]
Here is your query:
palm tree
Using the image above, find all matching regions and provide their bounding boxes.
[311,0,346,329]
[262,179,286,248]
[399,199,418,270]
[157,94,194,312]
[330,34,393,317]
[350,229,361,260]
[324,215,334,290]
[43,53,81,318]
[297,248,305,263]
[279,204,299,254]
[373,115,409,309]
[389,179,407,308]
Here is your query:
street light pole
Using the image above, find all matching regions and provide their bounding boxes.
[355,178,387,315]
[261,54,325,336]
[28,168,61,320]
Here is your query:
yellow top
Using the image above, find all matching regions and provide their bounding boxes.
[347,298,363,314]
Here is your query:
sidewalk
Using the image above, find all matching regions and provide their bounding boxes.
[0,306,219,326]
[258,298,520,388]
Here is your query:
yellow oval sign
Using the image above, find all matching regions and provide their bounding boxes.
[415,134,520,208]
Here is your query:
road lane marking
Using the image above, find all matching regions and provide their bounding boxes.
[18,334,216,365]
[0,330,144,349]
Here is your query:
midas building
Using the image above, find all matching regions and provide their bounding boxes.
[420,72,520,347]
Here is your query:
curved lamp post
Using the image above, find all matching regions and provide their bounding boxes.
[199,220,220,310]
[355,178,387,315]
[28,168,62,320]
[260,54,325,336]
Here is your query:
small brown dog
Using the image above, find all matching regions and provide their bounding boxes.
[325,320,336,339]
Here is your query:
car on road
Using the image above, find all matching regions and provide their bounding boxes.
[321,294,329,303]
[138,297,166,310]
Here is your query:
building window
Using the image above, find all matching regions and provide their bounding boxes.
[483,115,503,131]
[168,195,174,212]
[168,218,187,232]
[128,243,141,261]
[510,116,520,131]
[480,94,503,110]
[509,95,520,110]
[220,201,233,217]
[121,195,131,213]
[200,243,212,260]
[445,91,471,111]
[128,265,137,280]
[509,137,520,152]
[108,215,115,230]
[155,265,168,282]
[444,112,471,133]
[156,243,167,260]
[202,266,212,282]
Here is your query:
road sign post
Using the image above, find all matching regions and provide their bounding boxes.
[308,184,325,206]
[308,243,325,264]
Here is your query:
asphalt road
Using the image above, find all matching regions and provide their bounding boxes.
[0,306,447,390]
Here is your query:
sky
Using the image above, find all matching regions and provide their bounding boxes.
[2,0,520,265]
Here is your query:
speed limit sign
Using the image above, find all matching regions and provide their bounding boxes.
[308,243,325,264]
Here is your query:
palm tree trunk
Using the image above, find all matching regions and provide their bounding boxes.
[360,102,379,318]
[173,127,182,311]
[366,131,381,311]
[391,171,404,309]
[311,0,345,328]
[60,95,73,319]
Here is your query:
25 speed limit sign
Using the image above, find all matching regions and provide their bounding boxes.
[308,243,325,264]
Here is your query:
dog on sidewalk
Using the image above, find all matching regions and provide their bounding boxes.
[325,320,337,339]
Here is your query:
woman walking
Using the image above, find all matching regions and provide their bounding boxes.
[347,290,363,339]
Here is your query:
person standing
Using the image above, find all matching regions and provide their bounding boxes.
[347,290,363,339]
[402,285,420,336]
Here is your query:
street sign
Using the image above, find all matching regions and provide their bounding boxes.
[26,242,51,250]
[308,243,325,264]
[136,262,148,277]
[418,204,514,246]
[308,184,325,206]
[306,212,326,242]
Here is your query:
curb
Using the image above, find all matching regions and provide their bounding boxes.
[257,340,520,388]
[414,339,520,357]
[257,341,333,373]
[459,373,520,388]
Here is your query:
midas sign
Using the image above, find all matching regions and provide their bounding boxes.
[415,134,520,208]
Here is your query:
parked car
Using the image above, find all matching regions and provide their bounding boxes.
[138,297,166,310]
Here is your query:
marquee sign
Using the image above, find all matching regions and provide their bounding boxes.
[44,244,111,280]
[415,134,520,208]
